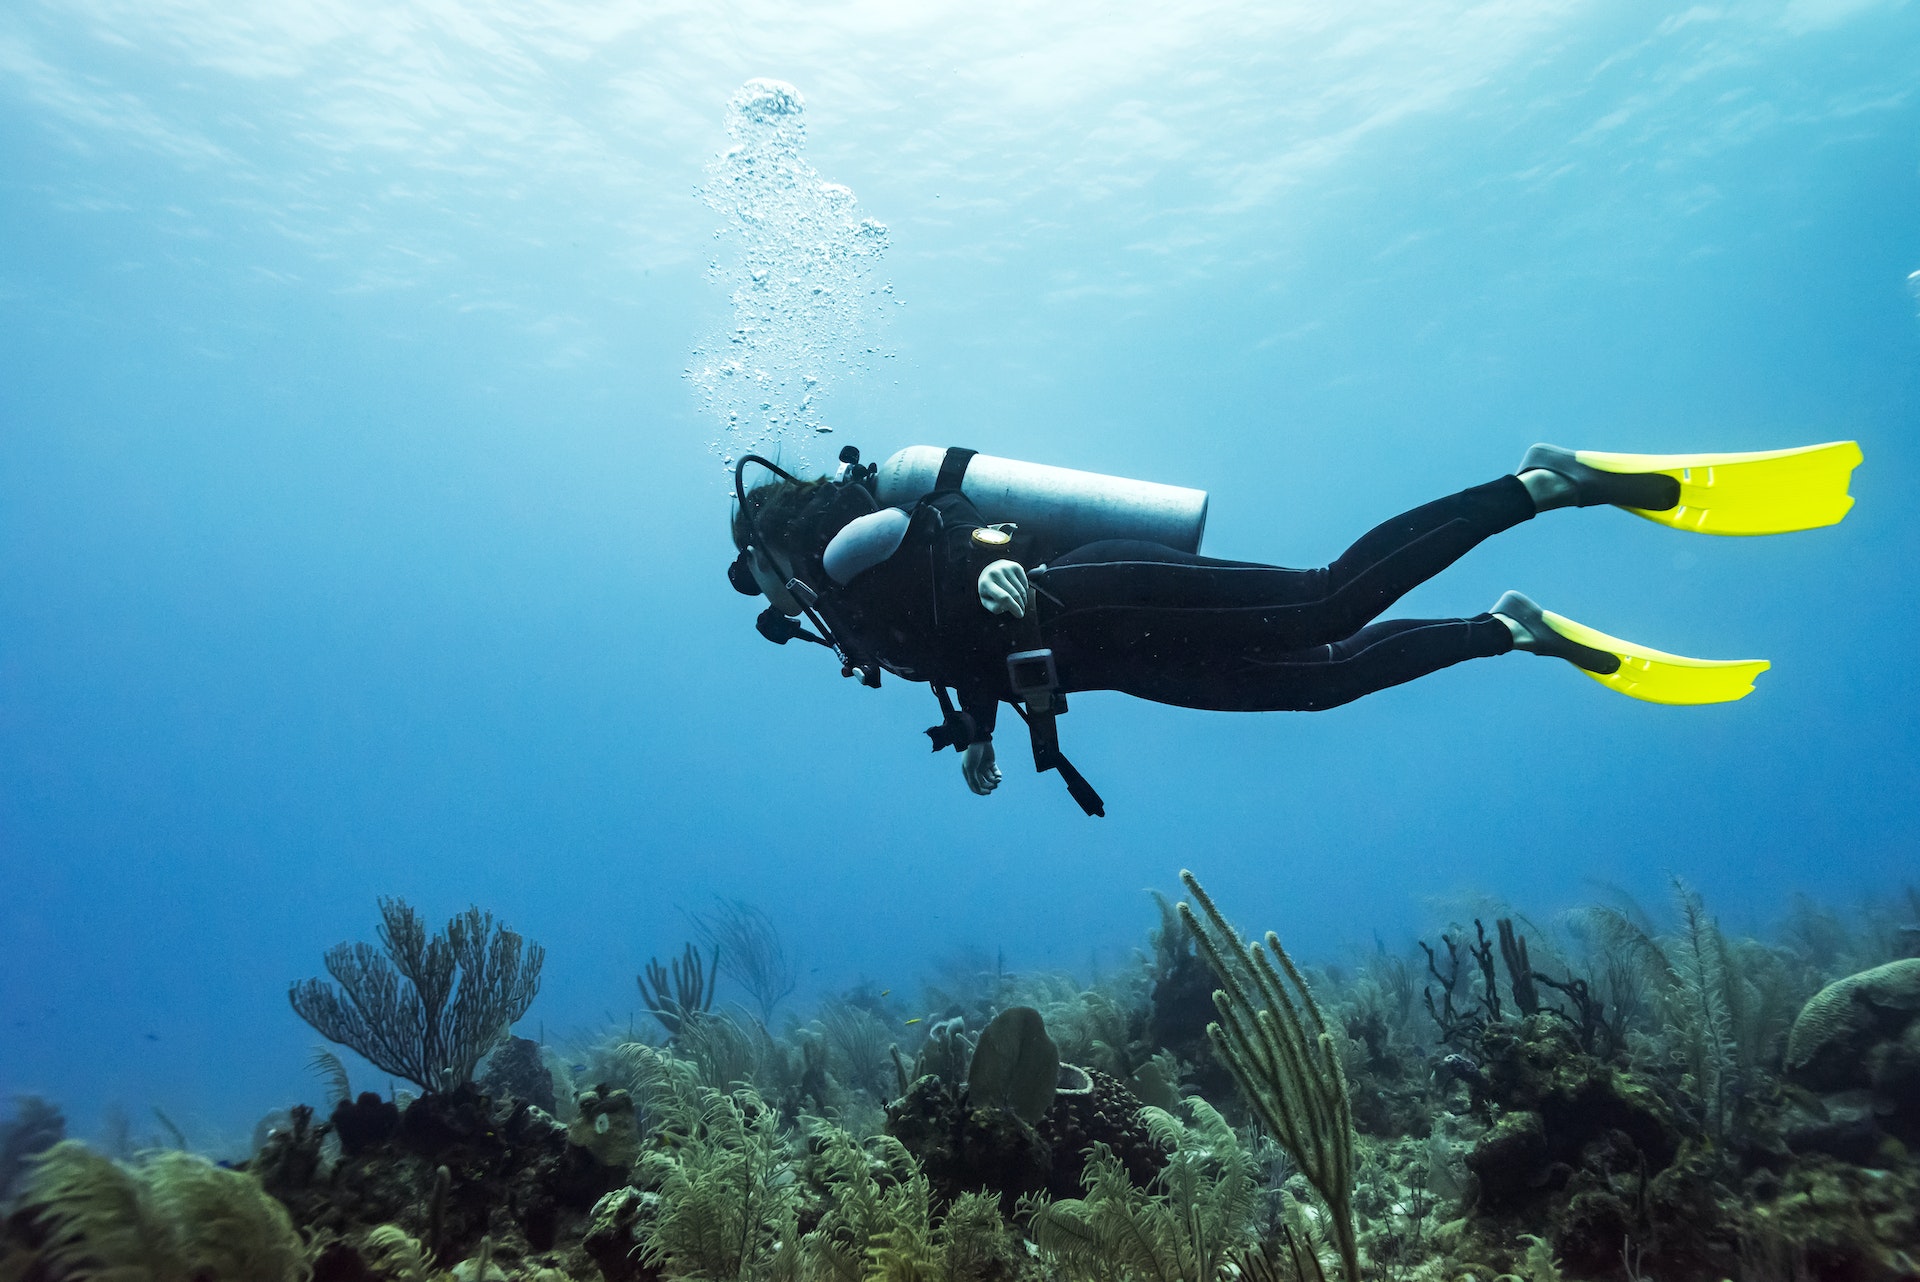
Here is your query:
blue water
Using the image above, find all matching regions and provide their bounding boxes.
[3,2,1916,1146]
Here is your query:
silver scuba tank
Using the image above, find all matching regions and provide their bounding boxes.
[873,446,1209,564]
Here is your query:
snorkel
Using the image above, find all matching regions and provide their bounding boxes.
[728,449,883,687]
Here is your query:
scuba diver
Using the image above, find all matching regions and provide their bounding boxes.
[728,441,1861,816]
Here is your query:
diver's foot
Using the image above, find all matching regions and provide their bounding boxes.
[1519,443,1681,513]
[1492,590,1621,675]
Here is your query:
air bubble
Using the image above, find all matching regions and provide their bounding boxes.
[686,78,897,470]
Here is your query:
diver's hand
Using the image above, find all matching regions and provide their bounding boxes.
[977,560,1030,618]
[962,740,1002,795]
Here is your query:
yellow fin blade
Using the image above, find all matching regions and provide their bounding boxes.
[1540,609,1770,705]
[1575,440,1862,536]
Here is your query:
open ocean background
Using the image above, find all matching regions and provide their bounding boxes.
[3,0,1916,1147]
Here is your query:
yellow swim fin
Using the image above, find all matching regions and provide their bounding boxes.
[1542,609,1769,705]
[1494,590,1768,705]
[1572,440,1862,536]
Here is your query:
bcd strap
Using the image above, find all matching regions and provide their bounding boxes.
[1013,703,1105,817]
[934,447,977,493]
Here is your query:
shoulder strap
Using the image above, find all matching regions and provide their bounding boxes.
[933,447,977,493]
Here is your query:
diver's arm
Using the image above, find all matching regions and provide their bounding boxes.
[955,677,1001,795]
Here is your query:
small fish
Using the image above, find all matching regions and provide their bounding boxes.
[880,989,891,997]
[143,1033,160,1042]
[903,1017,923,1026]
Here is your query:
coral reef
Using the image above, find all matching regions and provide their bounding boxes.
[7,879,1919,1282]
[251,1085,628,1276]
[887,1058,1166,1213]
[1023,1098,1255,1282]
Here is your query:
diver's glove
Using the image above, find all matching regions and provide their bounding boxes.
[978,560,1031,618]
[962,739,1002,795]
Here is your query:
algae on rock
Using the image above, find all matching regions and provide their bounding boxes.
[636,1083,801,1282]
[5,1139,308,1282]
[1023,1098,1258,1282]
[800,1124,1020,1282]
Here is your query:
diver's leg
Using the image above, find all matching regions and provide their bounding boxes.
[1036,476,1532,650]
[1053,613,1515,712]
[1306,475,1537,638]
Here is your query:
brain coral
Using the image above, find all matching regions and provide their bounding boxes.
[1784,957,1920,1092]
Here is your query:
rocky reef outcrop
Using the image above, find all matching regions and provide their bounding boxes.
[885,1064,1166,1210]
[252,1084,629,1278]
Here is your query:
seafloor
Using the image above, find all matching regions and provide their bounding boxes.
[2,877,1916,1282]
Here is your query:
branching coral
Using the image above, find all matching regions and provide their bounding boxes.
[288,897,545,1094]
[1665,880,1740,1140]
[643,943,721,1037]
[801,1127,934,1282]
[675,1009,786,1093]
[818,1001,898,1103]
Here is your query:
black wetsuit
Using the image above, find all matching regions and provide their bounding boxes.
[827,474,1533,738]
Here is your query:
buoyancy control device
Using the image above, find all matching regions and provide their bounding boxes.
[731,444,1212,817]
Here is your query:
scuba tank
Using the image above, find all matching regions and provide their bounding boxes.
[873,446,1208,563]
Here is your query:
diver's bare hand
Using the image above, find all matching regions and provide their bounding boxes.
[962,740,1001,795]
[977,560,1030,618]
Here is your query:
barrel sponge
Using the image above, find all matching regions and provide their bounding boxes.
[1784,957,1920,1092]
